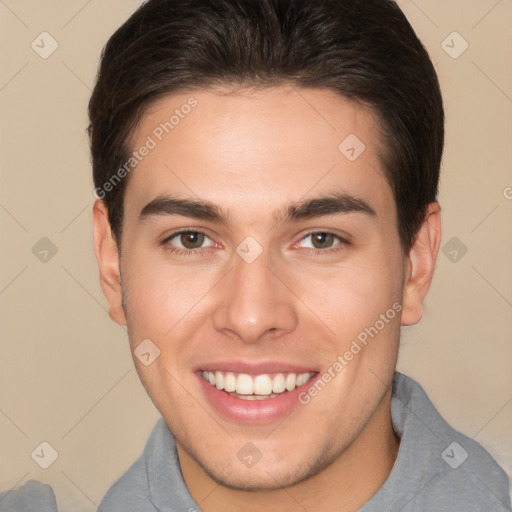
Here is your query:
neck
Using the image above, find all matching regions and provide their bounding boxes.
[178,390,399,512]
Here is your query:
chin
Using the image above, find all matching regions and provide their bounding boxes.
[188,437,337,492]
[204,463,310,492]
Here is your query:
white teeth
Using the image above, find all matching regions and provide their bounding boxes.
[253,374,273,395]
[236,373,254,395]
[285,373,296,391]
[214,371,224,390]
[234,393,274,401]
[201,370,313,397]
[296,373,310,387]
[224,372,236,392]
[272,373,286,393]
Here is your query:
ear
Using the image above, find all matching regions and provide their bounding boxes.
[401,202,441,326]
[92,200,127,325]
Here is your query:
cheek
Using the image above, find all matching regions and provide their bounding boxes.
[292,254,402,334]
[122,251,222,344]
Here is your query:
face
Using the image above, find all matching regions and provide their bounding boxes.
[94,86,434,491]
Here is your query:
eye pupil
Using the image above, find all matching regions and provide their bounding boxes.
[312,232,334,249]
[181,232,204,249]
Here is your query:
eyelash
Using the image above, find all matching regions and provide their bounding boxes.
[161,229,350,257]
[161,228,216,257]
[296,230,350,256]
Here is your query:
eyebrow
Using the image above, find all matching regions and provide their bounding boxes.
[138,191,377,225]
[278,192,377,223]
[139,196,226,223]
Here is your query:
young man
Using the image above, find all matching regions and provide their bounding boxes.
[87,0,510,511]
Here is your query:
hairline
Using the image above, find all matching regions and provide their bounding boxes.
[113,83,407,249]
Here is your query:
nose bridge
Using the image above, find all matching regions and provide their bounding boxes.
[212,248,298,343]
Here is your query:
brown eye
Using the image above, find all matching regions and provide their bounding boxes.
[311,232,336,249]
[296,232,346,253]
[179,232,205,249]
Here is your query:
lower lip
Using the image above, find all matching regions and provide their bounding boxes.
[196,373,316,425]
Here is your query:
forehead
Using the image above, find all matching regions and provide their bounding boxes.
[124,86,393,223]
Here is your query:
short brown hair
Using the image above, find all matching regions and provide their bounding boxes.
[88,0,444,252]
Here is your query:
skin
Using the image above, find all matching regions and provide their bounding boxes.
[93,86,441,511]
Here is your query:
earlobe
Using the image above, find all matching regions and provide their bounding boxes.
[92,200,127,326]
[401,203,442,326]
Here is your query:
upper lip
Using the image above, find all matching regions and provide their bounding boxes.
[193,360,318,375]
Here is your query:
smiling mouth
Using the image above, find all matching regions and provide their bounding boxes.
[200,370,315,400]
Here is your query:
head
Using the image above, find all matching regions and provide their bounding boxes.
[90,0,443,494]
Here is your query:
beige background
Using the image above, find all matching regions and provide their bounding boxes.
[1,1,511,510]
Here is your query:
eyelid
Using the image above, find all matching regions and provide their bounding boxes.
[163,227,207,238]
[162,228,217,248]
[160,228,350,257]
[294,229,351,247]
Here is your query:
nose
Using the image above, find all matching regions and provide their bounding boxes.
[212,249,298,344]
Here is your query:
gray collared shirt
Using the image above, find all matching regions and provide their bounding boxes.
[99,372,511,511]
[1,373,510,511]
